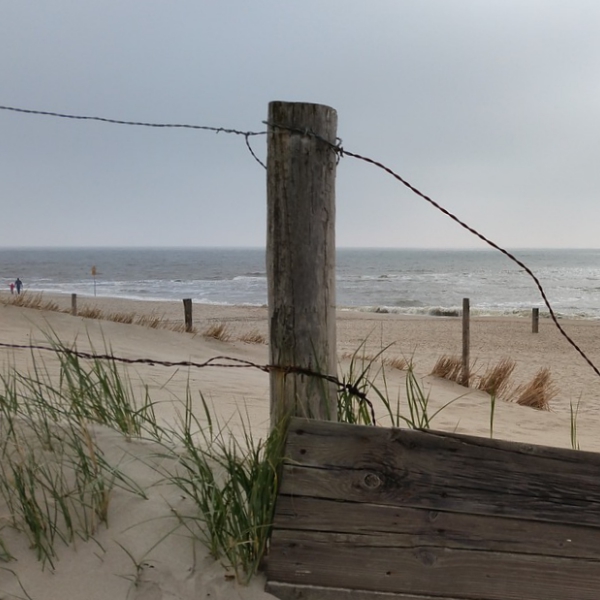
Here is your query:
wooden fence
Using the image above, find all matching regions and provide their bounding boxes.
[266,417,600,600]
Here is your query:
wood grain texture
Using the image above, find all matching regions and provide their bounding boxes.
[266,417,600,599]
[266,581,464,600]
[266,102,338,425]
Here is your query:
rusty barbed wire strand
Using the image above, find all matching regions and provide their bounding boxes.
[267,120,600,379]
[0,104,268,169]
[244,134,266,169]
[335,148,600,378]
[0,105,266,136]
[0,341,376,423]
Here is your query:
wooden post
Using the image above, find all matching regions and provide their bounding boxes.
[462,298,470,386]
[532,308,539,334]
[267,101,338,426]
[183,298,193,332]
[71,293,77,316]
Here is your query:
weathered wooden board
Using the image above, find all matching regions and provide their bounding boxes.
[273,495,600,559]
[267,581,464,600]
[266,417,600,600]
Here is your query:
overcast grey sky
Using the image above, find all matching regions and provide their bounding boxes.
[2,1,600,248]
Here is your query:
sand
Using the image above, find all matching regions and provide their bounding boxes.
[2,294,600,598]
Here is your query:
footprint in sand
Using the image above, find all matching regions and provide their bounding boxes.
[131,560,184,600]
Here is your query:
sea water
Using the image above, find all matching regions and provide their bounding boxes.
[2,247,600,319]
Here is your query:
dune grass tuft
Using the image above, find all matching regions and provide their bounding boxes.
[383,356,408,371]
[159,395,286,584]
[239,329,266,344]
[430,355,466,384]
[78,306,104,319]
[475,357,516,399]
[105,311,135,324]
[202,322,232,342]
[0,348,150,568]
[135,313,164,329]
[6,292,60,313]
[513,367,556,410]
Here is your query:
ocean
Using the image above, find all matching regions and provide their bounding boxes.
[2,247,600,319]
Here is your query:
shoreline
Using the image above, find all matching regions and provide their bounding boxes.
[5,286,598,321]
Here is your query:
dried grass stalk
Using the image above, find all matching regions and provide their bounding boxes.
[5,291,58,312]
[106,312,135,324]
[203,322,232,342]
[78,307,103,319]
[513,368,555,411]
[476,358,516,399]
[239,329,266,344]
[136,313,164,329]
[382,356,408,371]
[430,355,464,384]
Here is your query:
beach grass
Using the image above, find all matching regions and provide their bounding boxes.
[239,329,267,344]
[158,395,287,584]
[475,358,516,399]
[4,292,60,313]
[513,367,555,410]
[0,355,148,569]
[202,322,232,342]
[430,354,465,383]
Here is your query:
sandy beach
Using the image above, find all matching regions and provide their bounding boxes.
[2,294,600,598]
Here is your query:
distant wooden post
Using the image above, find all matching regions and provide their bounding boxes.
[183,298,193,332]
[71,293,77,316]
[267,101,338,426]
[532,308,539,334]
[461,298,470,386]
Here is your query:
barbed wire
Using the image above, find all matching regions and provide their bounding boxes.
[0,104,267,169]
[0,341,376,423]
[2,103,599,381]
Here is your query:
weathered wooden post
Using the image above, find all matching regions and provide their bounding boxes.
[461,297,470,386]
[183,298,193,332]
[71,293,77,316]
[267,101,338,426]
[532,308,539,334]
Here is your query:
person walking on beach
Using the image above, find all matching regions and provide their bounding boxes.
[9,282,14,294]
[15,278,22,295]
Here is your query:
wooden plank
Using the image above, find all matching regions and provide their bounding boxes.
[266,581,462,599]
[267,529,600,600]
[272,495,600,560]
[280,418,600,526]
[267,418,600,599]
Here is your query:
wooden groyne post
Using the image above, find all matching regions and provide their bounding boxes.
[532,307,539,333]
[183,298,193,332]
[462,297,470,386]
[266,101,338,426]
[71,293,77,316]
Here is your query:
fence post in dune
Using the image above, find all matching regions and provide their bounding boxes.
[183,298,193,332]
[267,101,338,426]
[532,308,539,333]
[71,293,77,316]
[462,297,470,386]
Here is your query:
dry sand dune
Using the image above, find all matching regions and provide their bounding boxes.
[2,297,600,599]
